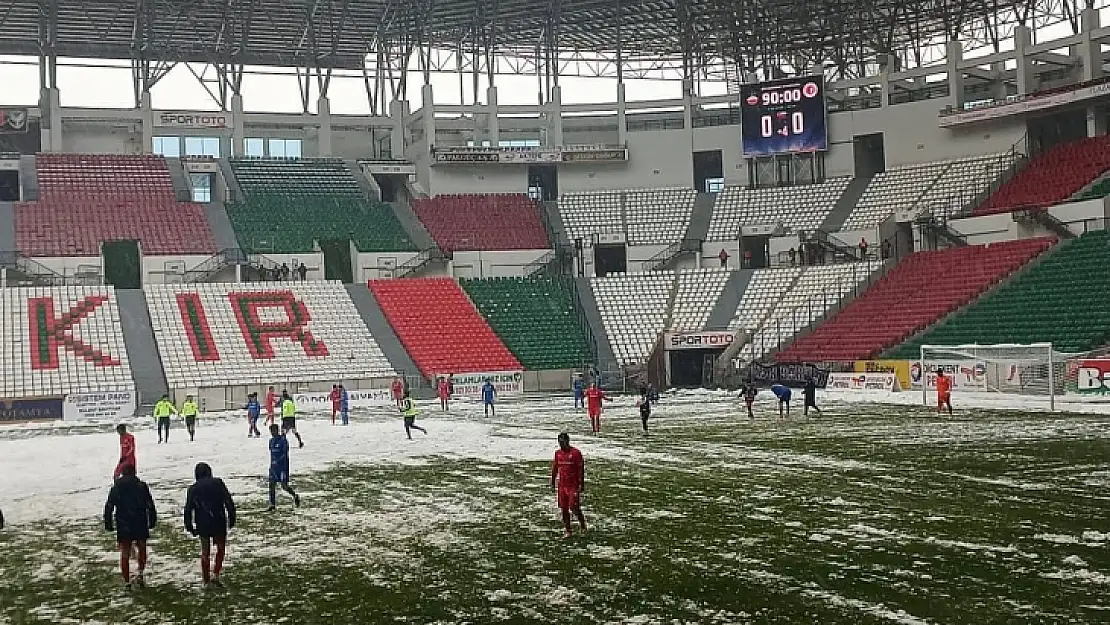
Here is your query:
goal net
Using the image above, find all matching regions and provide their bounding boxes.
[919,343,1062,410]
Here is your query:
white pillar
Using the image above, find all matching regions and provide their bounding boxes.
[486,86,500,146]
[1080,9,1106,136]
[682,78,694,134]
[39,87,63,152]
[946,40,964,111]
[421,84,436,155]
[546,85,564,147]
[880,55,894,109]
[231,94,245,157]
[616,82,628,145]
[390,99,406,160]
[1014,26,1033,95]
[140,91,154,153]
[315,96,332,156]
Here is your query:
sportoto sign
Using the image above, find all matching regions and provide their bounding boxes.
[156,112,232,129]
[663,331,735,350]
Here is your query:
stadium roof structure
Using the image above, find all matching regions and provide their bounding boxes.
[0,0,1098,108]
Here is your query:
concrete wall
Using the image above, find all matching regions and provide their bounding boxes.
[426,164,529,196]
[61,124,140,154]
[559,130,695,192]
[952,198,1110,244]
[452,249,550,278]
[357,250,423,281]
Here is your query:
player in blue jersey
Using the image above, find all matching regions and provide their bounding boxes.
[770,383,791,419]
[267,424,300,511]
[482,379,497,417]
[572,375,585,410]
[245,393,262,438]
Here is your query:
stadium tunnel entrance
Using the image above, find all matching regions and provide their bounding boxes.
[0,169,18,201]
[661,331,737,387]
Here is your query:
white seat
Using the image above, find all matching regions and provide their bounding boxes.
[706,178,851,241]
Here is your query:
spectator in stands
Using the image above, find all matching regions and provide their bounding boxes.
[270,266,281,281]
[297,263,308,281]
[859,238,868,260]
[718,248,729,268]
[881,239,892,260]
[788,247,797,266]
[447,374,455,398]
[280,263,291,281]
[797,244,806,266]
[742,249,752,268]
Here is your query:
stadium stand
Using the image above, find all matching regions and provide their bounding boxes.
[0,286,135,397]
[145,282,393,388]
[842,154,1007,229]
[411,194,549,252]
[706,178,850,241]
[591,271,675,365]
[227,158,415,253]
[669,269,732,331]
[624,188,697,245]
[15,154,216,256]
[369,278,522,376]
[739,262,879,362]
[776,237,1055,362]
[973,135,1110,215]
[558,188,696,245]
[460,277,591,369]
[728,267,804,332]
[889,231,1110,356]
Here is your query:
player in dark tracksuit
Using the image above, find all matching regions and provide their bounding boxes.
[267,424,300,511]
[638,388,652,435]
[803,377,821,417]
[184,462,237,588]
[104,465,158,589]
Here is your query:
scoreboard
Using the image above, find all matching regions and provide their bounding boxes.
[740,75,828,157]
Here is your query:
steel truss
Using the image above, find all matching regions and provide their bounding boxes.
[0,0,1104,112]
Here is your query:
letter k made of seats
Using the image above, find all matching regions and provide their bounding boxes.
[28,296,121,370]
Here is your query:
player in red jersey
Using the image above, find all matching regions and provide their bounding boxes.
[114,424,136,479]
[584,383,608,434]
[551,433,587,538]
[264,386,278,426]
[329,385,341,425]
[936,370,953,415]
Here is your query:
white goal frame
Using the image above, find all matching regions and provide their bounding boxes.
[919,342,1055,411]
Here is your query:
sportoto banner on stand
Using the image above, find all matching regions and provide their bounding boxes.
[913,360,988,390]
[156,111,232,129]
[854,360,912,390]
[1069,359,1110,395]
[63,391,137,421]
[449,371,524,397]
[748,362,829,388]
[0,397,64,422]
[827,372,899,392]
[294,389,395,411]
[664,331,735,351]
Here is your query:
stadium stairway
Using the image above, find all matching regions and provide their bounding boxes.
[573,276,618,366]
[683,193,717,243]
[704,270,752,330]
[0,201,14,252]
[819,176,872,232]
[218,159,245,203]
[344,283,422,376]
[18,155,37,200]
[345,159,381,202]
[389,186,438,251]
[775,238,1054,363]
[888,230,1110,356]
[115,289,169,410]
[541,200,573,250]
[368,278,522,376]
[164,157,193,202]
[202,201,242,252]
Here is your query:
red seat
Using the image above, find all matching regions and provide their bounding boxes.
[974,135,1110,215]
[15,153,217,256]
[776,237,1054,362]
[411,194,549,252]
[369,277,522,376]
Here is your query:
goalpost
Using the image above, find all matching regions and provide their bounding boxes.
[919,343,1059,411]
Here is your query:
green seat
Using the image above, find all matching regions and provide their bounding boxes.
[461,277,591,370]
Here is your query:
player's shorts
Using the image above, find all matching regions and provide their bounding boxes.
[557,486,580,510]
[269,467,289,483]
[588,407,601,418]
[483,399,494,406]
[938,393,952,405]
[281,417,296,430]
[185,416,196,427]
[403,416,416,426]
[778,391,792,403]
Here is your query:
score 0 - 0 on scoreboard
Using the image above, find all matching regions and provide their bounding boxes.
[739,75,829,158]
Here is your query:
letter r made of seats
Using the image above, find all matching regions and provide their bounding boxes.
[214,291,329,360]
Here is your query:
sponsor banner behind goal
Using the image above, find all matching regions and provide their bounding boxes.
[664,331,735,351]
[449,371,524,398]
[854,360,912,390]
[63,391,137,421]
[827,372,899,392]
[749,362,829,388]
[911,360,988,390]
[1,397,64,422]
[1068,359,1110,395]
[294,389,394,411]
